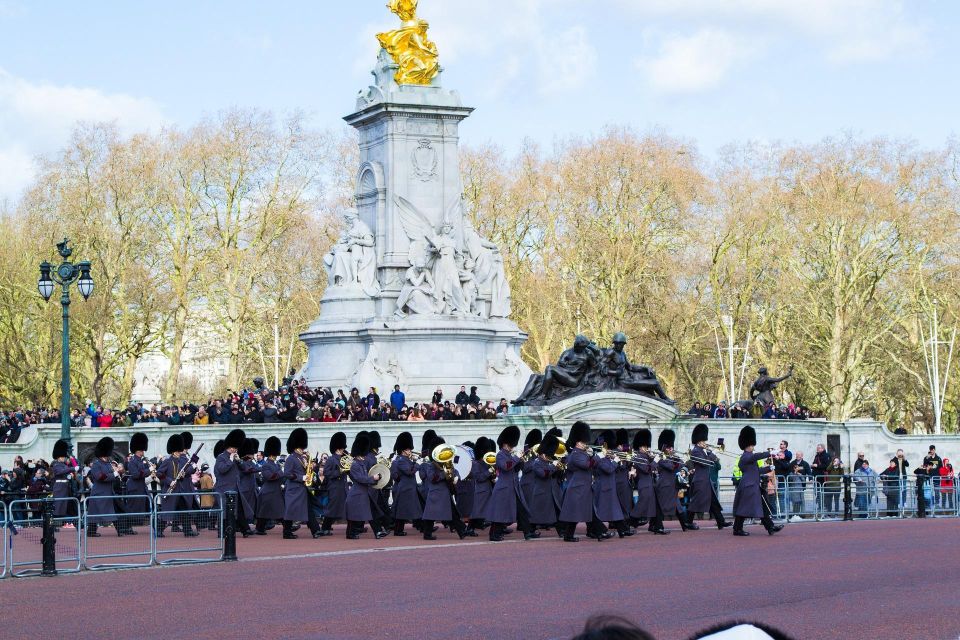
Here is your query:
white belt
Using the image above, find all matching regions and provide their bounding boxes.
[55,479,68,484]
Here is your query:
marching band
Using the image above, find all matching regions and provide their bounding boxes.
[46,421,787,542]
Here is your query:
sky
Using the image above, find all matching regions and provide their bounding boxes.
[1,0,958,203]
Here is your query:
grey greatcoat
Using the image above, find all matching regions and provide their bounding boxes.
[421,464,458,522]
[391,455,423,521]
[558,447,596,523]
[486,449,523,524]
[528,458,562,525]
[238,459,259,519]
[177,453,198,505]
[51,461,73,517]
[345,457,375,522]
[470,460,494,520]
[214,451,253,518]
[733,450,770,518]
[283,453,310,523]
[323,454,347,520]
[688,446,720,513]
[455,472,475,519]
[655,458,682,517]
[614,460,632,516]
[255,459,284,520]
[629,452,657,519]
[124,455,152,513]
[157,455,194,518]
[85,459,116,522]
[520,457,537,505]
[363,452,383,518]
[593,456,624,522]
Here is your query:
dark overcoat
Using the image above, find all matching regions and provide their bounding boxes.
[421,463,457,522]
[470,460,494,519]
[486,449,523,524]
[528,457,562,525]
[629,452,657,519]
[688,446,720,513]
[614,460,632,516]
[256,459,285,520]
[558,448,596,523]
[51,461,73,517]
[593,456,624,522]
[323,454,347,520]
[655,457,682,517]
[85,459,116,522]
[391,455,423,520]
[124,455,152,513]
[214,451,253,518]
[238,459,258,518]
[733,450,770,518]
[283,453,310,523]
[345,457,375,522]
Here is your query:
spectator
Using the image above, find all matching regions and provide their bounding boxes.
[823,457,845,515]
[894,425,908,435]
[687,401,702,416]
[879,461,902,517]
[923,446,943,507]
[712,401,728,419]
[455,385,469,405]
[772,440,793,514]
[853,459,877,517]
[390,384,405,411]
[853,451,866,472]
[938,458,955,510]
[787,463,807,520]
[468,385,481,406]
[793,451,811,476]
[890,449,910,507]
[365,387,380,411]
[431,387,443,404]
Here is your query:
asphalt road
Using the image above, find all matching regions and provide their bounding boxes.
[1,518,956,640]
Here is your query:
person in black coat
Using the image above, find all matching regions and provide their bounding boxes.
[732,426,783,536]
[654,429,687,533]
[320,431,348,535]
[628,429,659,532]
[50,439,75,519]
[558,421,604,542]
[255,436,285,534]
[687,423,730,530]
[390,431,423,536]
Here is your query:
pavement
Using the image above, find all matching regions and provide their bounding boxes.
[0,517,957,640]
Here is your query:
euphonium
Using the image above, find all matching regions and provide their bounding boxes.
[432,443,457,480]
[483,451,497,474]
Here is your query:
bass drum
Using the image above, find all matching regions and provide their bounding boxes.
[369,462,392,490]
[453,445,474,480]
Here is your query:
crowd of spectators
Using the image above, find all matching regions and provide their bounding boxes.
[686,400,815,420]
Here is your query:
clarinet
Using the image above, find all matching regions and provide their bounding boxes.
[165,443,205,496]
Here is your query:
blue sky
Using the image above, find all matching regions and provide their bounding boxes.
[1,0,958,201]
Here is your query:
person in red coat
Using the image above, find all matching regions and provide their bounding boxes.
[939,459,955,510]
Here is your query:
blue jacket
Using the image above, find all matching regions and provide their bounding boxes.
[390,390,406,410]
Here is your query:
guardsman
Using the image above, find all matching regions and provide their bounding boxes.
[255,436,284,535]
[469,437,495,532]
[367,430,391,533]
[345,433,386,539]
[124,432,151,527]
[390,431,423,536]
[655,429,687,533]
[50,439,75,519]
[420,436,467,540]
[688,423,730,530]
[486,425,533,541]
[157,434,195,537]
[238,438,260,531]
[614,428,633,527]
[417,429,437,510]
[319,431,348,535]
[520,429,542,507]
[557,421,598,542]
[528,433,563,534]
[732,425,783,536]
[283,427,320,539]
[594,430,628,537]
[214,428,251,537]
[628,429,661,533]
[454,440,478,536]
[86,437,119,537]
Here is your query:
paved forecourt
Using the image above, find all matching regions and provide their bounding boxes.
[0,518,955,640]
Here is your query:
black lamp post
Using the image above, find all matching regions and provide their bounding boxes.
[37,238,94,449]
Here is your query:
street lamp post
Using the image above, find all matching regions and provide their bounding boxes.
[37,238,94,449]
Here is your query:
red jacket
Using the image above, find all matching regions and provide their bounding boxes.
[938,465,954,488]
[96,414,112,428]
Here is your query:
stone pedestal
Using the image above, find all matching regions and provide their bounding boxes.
[300,50,532,402]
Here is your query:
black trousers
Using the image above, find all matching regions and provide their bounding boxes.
[320,516,338,531]
[733,514,775,532]
[345,519,378,537]
[284,511,318,536]
[692,491,727,526]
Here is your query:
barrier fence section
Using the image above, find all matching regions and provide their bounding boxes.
[82,494,154,571]
[153,491,224,565]
[8,497,81,577]
[1,500,7,579]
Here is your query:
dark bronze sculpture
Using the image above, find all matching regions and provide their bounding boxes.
[749,365,793,406]
[513,332,674,407]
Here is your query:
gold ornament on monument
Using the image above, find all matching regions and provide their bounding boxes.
[376,0,440,86]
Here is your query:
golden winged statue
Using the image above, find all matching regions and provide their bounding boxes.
[376,0,440,86]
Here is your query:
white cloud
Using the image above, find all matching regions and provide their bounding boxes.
[637,28,757,94]
[0,67,166,202]
[538,26,598,94]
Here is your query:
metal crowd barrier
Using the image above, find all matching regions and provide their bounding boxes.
[0,500,7,579]
[153,492,224,565]
[9,497,81,577]
[82,495,154,571]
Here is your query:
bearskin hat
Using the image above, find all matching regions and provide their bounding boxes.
[94,437,114,458]
[225,428,246,451]
[242,437,259,457]
[539,435,560,459]
[213,440,226,458]
[632,428,652,450]
[657,429,675,451]
[264,436,282,458]
[739,425,757,450]
[567,421,591,447]
[616,428,629,449]
[597,429,616,447]
[287,427,308,454]
[497,425,521,448]
[129,432,148,454]
[524,428,542,449]
[691,423,709,445]
[545,427,563,440]
[166,434,184,455]
[329,431,347,454]
[474,436,493,457]
[52,439,70,459]
[368,430,382,450]
[421,429,437,451]
[426,435,445,457]
[351,433,370,458]
[394,431,414,453]
[180,431,194,450]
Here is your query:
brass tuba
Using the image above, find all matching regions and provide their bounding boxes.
[482,451,497,474]
[432,443,457,481]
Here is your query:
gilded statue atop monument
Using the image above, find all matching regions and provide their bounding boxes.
[376,0,440,86]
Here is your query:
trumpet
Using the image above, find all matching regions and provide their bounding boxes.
[701,443,739,459]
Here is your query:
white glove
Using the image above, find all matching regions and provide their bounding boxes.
[302,474,309,482]
[113,471,120,478]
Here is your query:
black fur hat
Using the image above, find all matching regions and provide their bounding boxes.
[180,431,194,450]
[545,427,563,440]
[166,434,184,455]
[657,429,675,451]
[52,439,70,459]
[739,425,757,450]
[632,428,652,449]
[616,428,629,449]
[426,435,445,457]
[368,430,382,450]
[394,431,414,453]
[691,423,709,444]
[94,437,114,458]
[242,438,259,457]
[213,440,226,457]
[539,435,560,459]
[421,429,437,451]
[567,421,591,447]
[351,433,370,458]
[474,436,493,457]
[287,427,308,454]
[329,431,347,454]
[524,428,542,449]
[225,429,246,451]
[597,429,616,447]
[129,432,148,453]
[498,425,521,448]
[264,436,282,458]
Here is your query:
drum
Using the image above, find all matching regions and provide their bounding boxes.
[453,445,474,480]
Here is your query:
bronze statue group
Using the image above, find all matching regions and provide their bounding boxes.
[46,420,785,541]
